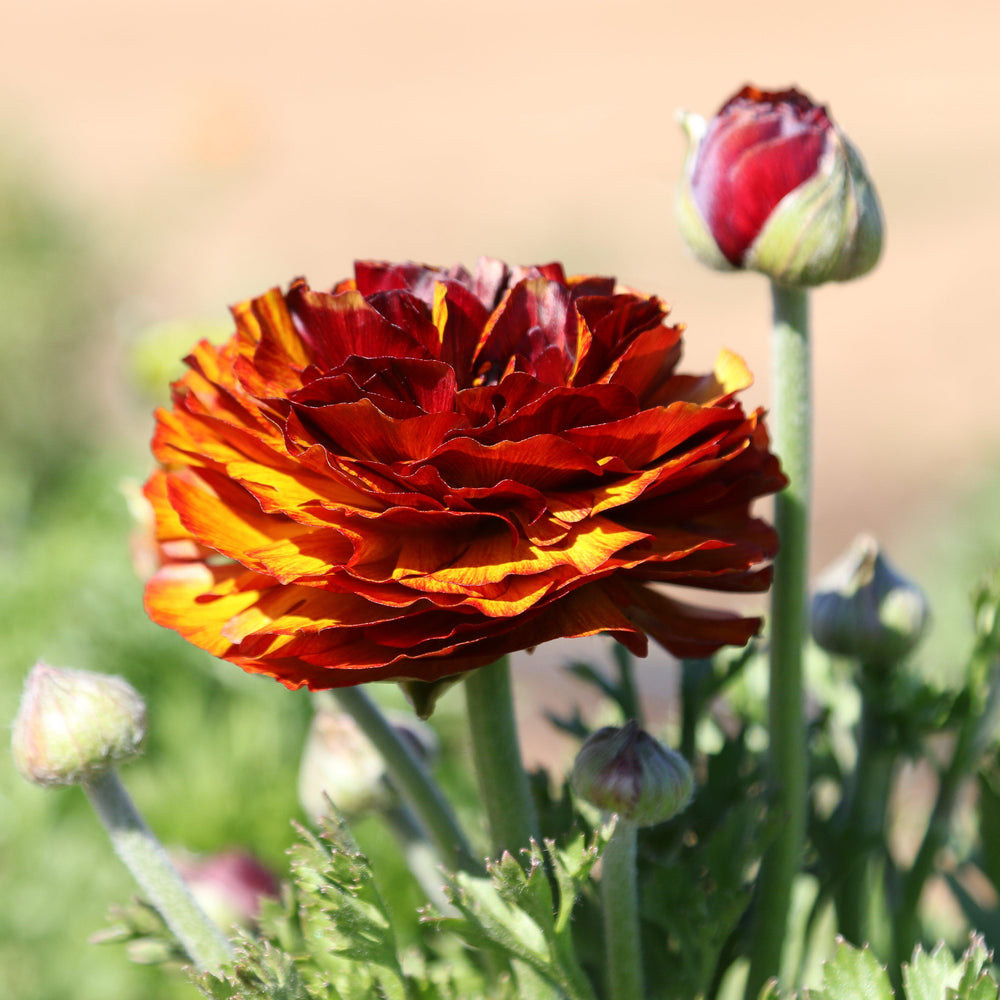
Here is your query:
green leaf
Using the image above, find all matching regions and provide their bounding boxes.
[952,937,998,1000]
[287,818,410,1000]
[809,939,893,1000]
[904,943,960,1000]
[760,938,999,1000]
[432,833,603,1000]
[195,939,314,1000]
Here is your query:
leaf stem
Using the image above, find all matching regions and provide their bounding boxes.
[83,770,233,972]
[326,687,481,874]
[601,818,644,1000]
[463,656,539,859]
[746,283,811,998]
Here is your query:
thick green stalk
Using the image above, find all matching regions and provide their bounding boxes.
[463,656,539,858]
[601,819,644,1000]
[837,686,895,950]
[746,283,811,998]
[83,770,232,972]
[326,687,480,873]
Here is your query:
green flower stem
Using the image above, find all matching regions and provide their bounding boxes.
[746,283,811,998]
[601,818,644,1000]
[680,657,713,762]
[463,656,539,858]
[326,687,480,874]
[837,685,895,949]
[894,657,1000,965]
[614,647,642,726]
[385,805,456,914]
[83,770,232,972]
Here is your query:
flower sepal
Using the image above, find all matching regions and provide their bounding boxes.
[676,111,733,272]
[744,128,883,287]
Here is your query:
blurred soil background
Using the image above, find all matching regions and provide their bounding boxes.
[1,0,999,996]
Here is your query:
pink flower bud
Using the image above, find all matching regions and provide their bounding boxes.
[677,86,883,287]
[173,849,280,930]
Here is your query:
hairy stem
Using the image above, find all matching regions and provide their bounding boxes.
[837,687,895,950]
[746,283,811,998]
[326,687,480,873]
[602,819,644,1000]
[463,656,539,859]
[84,770,232,972]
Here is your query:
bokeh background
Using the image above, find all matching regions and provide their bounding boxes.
[2,0,999,996]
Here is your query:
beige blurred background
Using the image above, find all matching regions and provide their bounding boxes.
[3,0,998,756]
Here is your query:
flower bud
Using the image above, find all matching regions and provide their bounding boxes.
[172,849,280,930]
[298,704,438,820]
[11,662,147,787]
[811,535,929,664]
[571,721,693,827]
[677,85,883,287]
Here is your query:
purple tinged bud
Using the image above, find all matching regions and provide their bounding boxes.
[11,662,147,787]
[173,849,280,930]
[572,721,693,827]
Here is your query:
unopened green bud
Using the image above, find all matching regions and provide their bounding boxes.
[298,704,438,820]
[572,720,693,827]
[811,535,929,665]
[12,662,147,787]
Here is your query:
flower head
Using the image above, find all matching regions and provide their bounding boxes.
[12,662,147,787]
[144,260,785,691]
[572,720,693,826]
[811,534,929,665]
[677,86,883,286]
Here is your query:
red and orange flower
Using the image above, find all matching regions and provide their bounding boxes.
[144,260,785,691]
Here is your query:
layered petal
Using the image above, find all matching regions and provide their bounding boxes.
[144,261,785,691]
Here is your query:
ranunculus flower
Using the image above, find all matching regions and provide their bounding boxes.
[144,260,785,691]
[677,86,883,286]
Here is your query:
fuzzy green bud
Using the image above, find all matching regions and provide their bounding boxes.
[11,662,147,787]
[811,535,929,665]
[572,720,693,827]
[298,704,438,820]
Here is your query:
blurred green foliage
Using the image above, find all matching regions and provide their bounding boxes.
[902,468,1000,688]
[0,161,313,1000]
